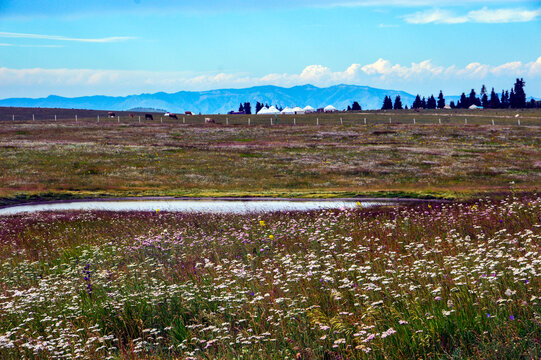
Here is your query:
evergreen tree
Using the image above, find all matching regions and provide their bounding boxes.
[450,101,456,109]
[489,88,501,109]
[427,95,437,109]
[238,103,244,112]
[421,97,427,109]
[405,105,409,110]
[393,96,403,110]
[255,102,263,114]
[381,96,393,110]
[412,95,422,109]
[347,105,352,111]
[352,101,362,111]
[509,89,516,108]
[513,78,526,108]
[437,91,445,109]
[459,93,468,109]
[468,89,479,107]
[244,102,251,115]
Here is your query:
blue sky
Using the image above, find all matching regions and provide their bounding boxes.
[0,0,540,98]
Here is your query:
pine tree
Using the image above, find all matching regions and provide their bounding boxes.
[381,96,393,110]
[459,93,468,109]
[501,90,509,108]
[393,96,403,110]
[489,88,501,109]
[244,102,251,115]
[352,101,361,111]
[347,105,352,111]
[238,103,244,112]
[468,89,479,107]
[437,91,445,109]
[450,101,456,109]
[255,102,263,114]
[412,95,422,109]
[421,97,427,109]
[510,89,516,108]
[513,78,526,108]
[427,95,436,109]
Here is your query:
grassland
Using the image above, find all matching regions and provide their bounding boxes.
[0,109,540,205]
[0,196,539,359]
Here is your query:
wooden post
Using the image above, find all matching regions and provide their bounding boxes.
[492,119,494,126]
[364,118,366,125]
[118,116,120,123]
[97,115,100,122]
[518,119,521,126]
[413,118,416,124]
[389,117,391,124]
[226,117,228,125]
[340,117,343,125]
[465,118,467,124]
[248,118,250,126]
[12,114,14,121]
[439,118,441,124]
[75,114,77,122]
[293,117,296,125]
[183,117,185,124]
[55,115,57,122]
[316,117,319,126]
[32,114,35,121]
[160,117,162,123]
[138,116,141,122]
[270,117,273,125]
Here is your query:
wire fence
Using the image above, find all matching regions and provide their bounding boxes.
[1,112,540,126]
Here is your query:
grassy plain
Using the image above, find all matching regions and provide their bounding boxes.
[0,109,540,204]
[0,196,539,359]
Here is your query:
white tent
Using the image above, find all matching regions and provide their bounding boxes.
[267,106,280,114]
[281,107,295,114]
[303,105,315,113]
[468,104,480,110]
[324,105,337,112]
[443,104,452,109]
[292,106,305,114]
[257,106,269,115]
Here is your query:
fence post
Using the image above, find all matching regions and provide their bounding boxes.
[340,117,343,125]
[183,117,185,124]
[465,118,467,124]
[12,114,14,121]
[413,118,416,124]
[138,116,141,122]
[293,117,296,125]
[389,117,391,124]
[248,118,250,126]
[364,118,366,125]
[492,119,494,126]
[33,114,35,121]
[55,115,57,122]
[160,117,162,123]
[118,116,120,123]
[75,114,77,122]
[439,118,441,124]
[270,117,273,125]
[518,119,520,126]
[316,117,319,126]
[98,115,100,122]
[226,117,228,125]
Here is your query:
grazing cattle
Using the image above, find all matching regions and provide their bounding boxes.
[108,112,116,118]
[145,114,153,121]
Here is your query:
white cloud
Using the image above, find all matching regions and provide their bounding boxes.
[0,32,135,43]
[404,7,541,24]
[0,57,540,98]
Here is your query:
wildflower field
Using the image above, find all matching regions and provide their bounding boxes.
[0,195,539,359]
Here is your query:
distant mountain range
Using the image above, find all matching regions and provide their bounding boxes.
[0,84,460,113]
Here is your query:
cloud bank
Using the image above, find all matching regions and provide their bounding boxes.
[0,32,135,43]
[1,57,540,98]
[404,7,541,24]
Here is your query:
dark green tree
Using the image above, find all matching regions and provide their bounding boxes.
[468,89,480,107]
[381,96,393,110]
[512,78,526,108]
[412,95,422,109]
[480,85,488,108]
[437,91,445,109]
[244,102,251,114]
[501,90,509,108]
[427,95,436,109]
[255,102,263,114]
[421,97,427,109]
[459,93,468,108]
[238,103,244,112]
[393,96,403,110]
[352,101,362,111]
[450,101,456,109]
[489,88,501,109]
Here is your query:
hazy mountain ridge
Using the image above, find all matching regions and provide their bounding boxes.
[0,84,423,113]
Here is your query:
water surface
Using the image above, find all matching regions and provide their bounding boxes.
[0,199,388,215]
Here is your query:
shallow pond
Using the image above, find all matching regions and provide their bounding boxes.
[0,199,391,215]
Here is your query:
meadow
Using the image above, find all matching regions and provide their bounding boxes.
[0,109,540,205]
[0,195,539,359]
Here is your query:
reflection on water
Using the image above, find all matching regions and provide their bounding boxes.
[0,199,387,215]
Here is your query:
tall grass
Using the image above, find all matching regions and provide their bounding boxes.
[0,195,539,359]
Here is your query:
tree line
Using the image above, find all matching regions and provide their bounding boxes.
[381,78,539,110]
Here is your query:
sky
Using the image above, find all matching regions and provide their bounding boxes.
[0,0,540,98]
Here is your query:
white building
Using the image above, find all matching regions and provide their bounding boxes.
[324,105,337,112]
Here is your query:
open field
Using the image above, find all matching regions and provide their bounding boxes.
[0,108,540,204]
[0,196,539,359]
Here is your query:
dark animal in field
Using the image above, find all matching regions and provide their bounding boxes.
[145,114,153,120]
[129,113,134,118]
[108,112,115,118]
[169,114,178,119]
[185,111,193,115]
[204,117,216,124]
